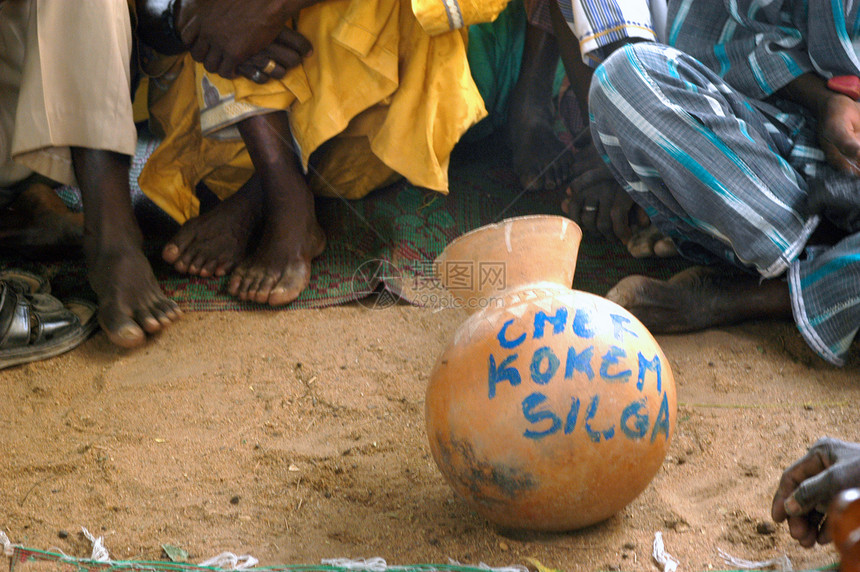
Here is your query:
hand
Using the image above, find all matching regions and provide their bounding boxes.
[562,132,645,244]
[772,437,860,548]
[175,0,311,78]
[818,93,860,175]
[235,28,313,84]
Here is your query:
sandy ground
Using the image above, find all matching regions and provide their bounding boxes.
[1,300,858,571]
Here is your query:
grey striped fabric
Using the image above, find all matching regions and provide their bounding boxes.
[587,0,860,365]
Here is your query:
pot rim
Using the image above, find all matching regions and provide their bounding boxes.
[440,214,581,253]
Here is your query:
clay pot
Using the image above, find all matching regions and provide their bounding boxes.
[425,215,676,531]
[831,488,860,572]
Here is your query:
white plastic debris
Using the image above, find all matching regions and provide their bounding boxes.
[81,527,110,562]
[1,530,14,557]
[447,559,528,572]
[199,552,260,570]
[652,532,679,572]
[717,548,793,571]
[321,558,390,572]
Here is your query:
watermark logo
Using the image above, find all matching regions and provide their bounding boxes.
[411,260,506,293]
[351,259,508,310]
[350,259,404,309]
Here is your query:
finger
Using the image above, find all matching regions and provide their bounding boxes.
[236,64,269,84]
[203,48,224,75]
[266,62,287,80]
[176,11,200,47]
[580,203,599,235]
[610,193,634,244]
[217,53,239,79]
[789,464,843,517]
[261,44,302,74]
[829,122,860,158]
[570,167,613,195]
[772,448,829,521]
[567,185,585,224]
[596,195,617,242]
[244,52,288,80]
[189,38,210,65]
[634,205,651,228]
[789,513,823,548]
[276,28,313,56]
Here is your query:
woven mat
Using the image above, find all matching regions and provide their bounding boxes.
[1,132,690,310]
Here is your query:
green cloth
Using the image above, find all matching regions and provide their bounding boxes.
[465,0,565,141]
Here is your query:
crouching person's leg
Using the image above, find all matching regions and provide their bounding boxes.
[12,0,180,347]
[591,43,814,333]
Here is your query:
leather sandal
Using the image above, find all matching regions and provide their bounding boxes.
[0,277,97,370]
[0,268,49,295]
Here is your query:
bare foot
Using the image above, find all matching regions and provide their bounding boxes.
[0,179,84,258]
[162,175,264,277]
[606,266,792,333]
[506,23,574,191]
[87,239,182,348]
[227,185,325,306]
[73,148,182,348]
[227,111,326,306]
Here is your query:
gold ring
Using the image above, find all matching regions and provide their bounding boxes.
[262,59,277,74]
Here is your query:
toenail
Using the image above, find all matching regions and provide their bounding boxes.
[119,326,139,339]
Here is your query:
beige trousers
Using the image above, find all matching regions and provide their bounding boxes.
[0,0,136,188]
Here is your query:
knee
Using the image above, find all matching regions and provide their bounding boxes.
[590,43,669,102]
[588,43,673,131]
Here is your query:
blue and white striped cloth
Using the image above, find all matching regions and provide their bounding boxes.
[558,0,665,65]
[588,0,860,365]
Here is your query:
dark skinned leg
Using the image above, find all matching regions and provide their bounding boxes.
[549,0,592,116]
[506,20,575,191]
[550,1,674,257]
[228,111,325,305]
[605,266,793,333]
[72,147,181,348]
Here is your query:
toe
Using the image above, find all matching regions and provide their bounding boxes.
[254,273,279,304]
[160,299,182,320]
[98,306,146,349]
[134,307,163,334]
[654,237,678,258]
[162,243,181,264]
[228,267,247,296]
[239,271,261,302]
[268,263,310,306]
[199,258,220,278]
[188,252,208,275]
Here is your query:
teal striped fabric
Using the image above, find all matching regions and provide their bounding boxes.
[587,0,860,364]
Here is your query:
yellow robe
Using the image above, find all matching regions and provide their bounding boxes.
[139,0,510,223]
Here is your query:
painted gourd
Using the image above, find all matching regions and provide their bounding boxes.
[425,215,676,531]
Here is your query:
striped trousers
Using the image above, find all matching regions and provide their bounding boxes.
[590,42,860,365]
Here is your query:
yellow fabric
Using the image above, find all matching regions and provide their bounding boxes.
[139,0,503,223]
[141,54,253,221]
[411,0,511,36]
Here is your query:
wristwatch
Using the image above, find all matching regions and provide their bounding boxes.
[827,75,860,100]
